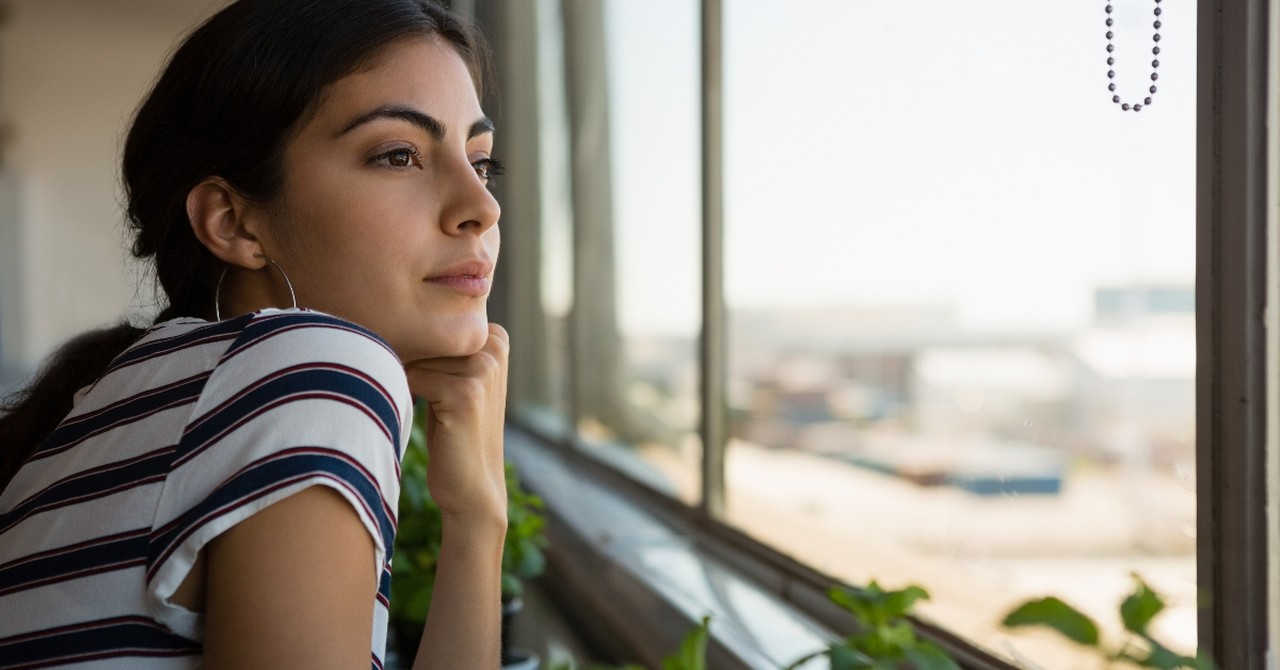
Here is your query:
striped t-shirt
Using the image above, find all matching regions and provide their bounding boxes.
[0,308,411,669]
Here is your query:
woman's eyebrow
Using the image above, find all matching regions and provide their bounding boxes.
[468,117,495,140]
[337,105,445,140]
[337,104,495,142]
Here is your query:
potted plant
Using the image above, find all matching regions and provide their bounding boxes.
[787,581,959,670]
[390,404,549,668]
[499,458,549,668]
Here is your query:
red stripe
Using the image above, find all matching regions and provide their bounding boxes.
[0,614,154,644]
[225,319,399,368]
[3,646,196,670]
[0,467,165,537]
[0,557,147,599]
[55,372,210,435]
[174,388,393,470]
[7,446,176,513]
[0,528,149,572]
[220,321,404,427]
[30,394,201,465]
[105,328,239,377]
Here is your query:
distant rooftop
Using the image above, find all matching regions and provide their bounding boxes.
[1095,285,1194,323]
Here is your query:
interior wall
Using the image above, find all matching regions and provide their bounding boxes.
[0,0,222,384]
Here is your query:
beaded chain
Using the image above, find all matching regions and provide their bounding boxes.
[1106,0,1162,111]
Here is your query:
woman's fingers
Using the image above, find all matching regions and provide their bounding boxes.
[404,325,507,390]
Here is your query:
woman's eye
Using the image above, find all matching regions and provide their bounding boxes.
[372,146,421,169]
[472,158,505,185]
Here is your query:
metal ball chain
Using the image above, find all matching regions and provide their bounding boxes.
[1106,0,1162,112]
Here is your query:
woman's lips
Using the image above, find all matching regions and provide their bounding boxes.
[426,274,490,296]
[426,259,493,297]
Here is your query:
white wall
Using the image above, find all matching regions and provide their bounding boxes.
[0,0,223,386]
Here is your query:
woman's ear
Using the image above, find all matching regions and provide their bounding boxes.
[187,177,265,268]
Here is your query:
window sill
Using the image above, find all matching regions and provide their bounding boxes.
[504,424,834,669]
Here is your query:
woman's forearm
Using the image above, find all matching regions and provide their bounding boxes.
[412,514,507,670]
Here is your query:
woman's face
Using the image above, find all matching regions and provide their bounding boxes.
[261,37,500,362]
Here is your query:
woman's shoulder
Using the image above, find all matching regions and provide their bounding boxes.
[219,308,404,377]
[227,307,397,356]
[199,308,412,419]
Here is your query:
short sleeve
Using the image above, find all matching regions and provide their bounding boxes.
[144,310,412,639]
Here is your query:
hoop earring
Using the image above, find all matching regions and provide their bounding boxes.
[212,253,298,321]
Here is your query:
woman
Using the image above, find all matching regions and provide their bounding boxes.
[0,0,508,667]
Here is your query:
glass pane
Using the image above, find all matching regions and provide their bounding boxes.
[722,0,1196,665]
[504,0,575,440]
[566,0,702,503]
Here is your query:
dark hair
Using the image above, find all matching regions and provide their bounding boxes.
[0,0,489,489]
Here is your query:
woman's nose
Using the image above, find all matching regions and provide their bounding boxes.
[442,159,501,235]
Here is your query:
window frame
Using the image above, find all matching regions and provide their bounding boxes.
[1195,0,1274,666]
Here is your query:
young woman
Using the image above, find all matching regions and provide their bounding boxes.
[0,1,508,667]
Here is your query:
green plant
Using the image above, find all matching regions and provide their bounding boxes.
[389,414,441,627]
[786,581,959,670]
[389,404,550,628]
[549,615,711,670]
[1002,574,1214,670]
[657,615,710,670]
[502,458,549,598]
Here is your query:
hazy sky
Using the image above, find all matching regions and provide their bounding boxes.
[605,0,1196,335]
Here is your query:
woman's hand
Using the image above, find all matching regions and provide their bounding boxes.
[403,323,510,524]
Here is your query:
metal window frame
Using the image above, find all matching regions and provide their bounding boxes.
[699,0,727,520]
[1196,0,1273,667]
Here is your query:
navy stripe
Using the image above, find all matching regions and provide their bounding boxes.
[0,616,199,669]
[379,565,393,603]
[225,310,393,360]
[149,450,396,582]
[177,366,400,466]
[0,447,174,535]
[33,373,209,461]
[0,528,149,598]
[106,316,247,375]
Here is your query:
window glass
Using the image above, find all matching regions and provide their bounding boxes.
[563,0,703,503]
[721,0,1196,664]
[505,0,575,440]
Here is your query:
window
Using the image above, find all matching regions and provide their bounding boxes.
[501,0,704,503]
[719,1,1195,665]
[485,0,1274,666]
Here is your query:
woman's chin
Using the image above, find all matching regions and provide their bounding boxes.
[401,322,490,361]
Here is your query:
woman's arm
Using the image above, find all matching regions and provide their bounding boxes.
[196,324,509,668]
[413,511,506,669]
[201,486,378,669]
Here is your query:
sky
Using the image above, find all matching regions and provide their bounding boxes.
[603,0,1196,336]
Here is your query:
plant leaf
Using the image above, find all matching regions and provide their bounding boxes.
[1120,576,1165,635]
[882,585,930,619]
[1192,646,1218,670]
[1128,635,1203,670]
[1002,597,1100,646]
[828,644,875,670]
[661,616,710,670]
[877,620,919,650]
[829,586,879,626]
[903,642,961,670]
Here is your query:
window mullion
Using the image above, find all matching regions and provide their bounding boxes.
[699,0,727,520]
[1196,0,1272,665]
